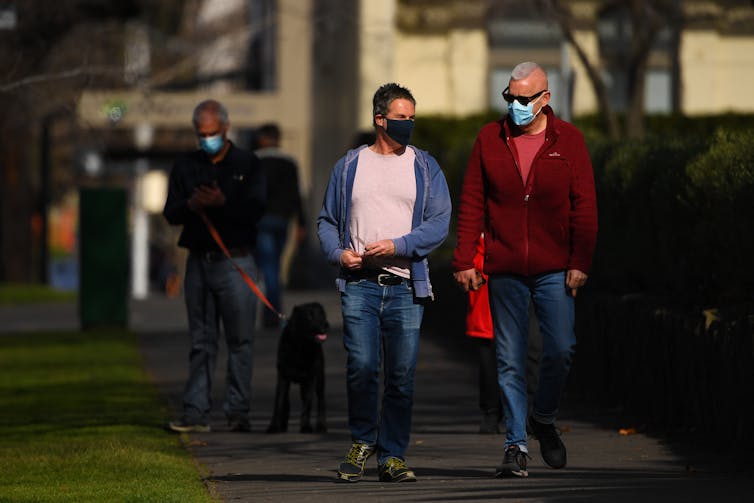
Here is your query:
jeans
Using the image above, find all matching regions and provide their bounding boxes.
[488,271,575,451]
[182,253,258,422]
[254,215,289,326]
[340,278,423,464]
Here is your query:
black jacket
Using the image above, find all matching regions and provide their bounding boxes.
[163,143,266,252]
[255,147,305,225]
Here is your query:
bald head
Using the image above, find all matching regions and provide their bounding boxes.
[510,62,548,89]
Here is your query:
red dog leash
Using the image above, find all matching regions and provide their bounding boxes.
[198,211,284,321]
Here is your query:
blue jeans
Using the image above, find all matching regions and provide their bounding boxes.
[254,215,289,326]
[340,278,423,464]
[488,271,575,451]
[182,253,258,422]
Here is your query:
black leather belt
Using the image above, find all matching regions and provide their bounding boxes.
[347,269,405,286]
[195,247,251,263]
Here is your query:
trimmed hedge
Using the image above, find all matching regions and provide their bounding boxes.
[591,128,754,305]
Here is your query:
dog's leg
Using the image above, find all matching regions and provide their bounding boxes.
[266,374,291,433]
[299,379,314,433]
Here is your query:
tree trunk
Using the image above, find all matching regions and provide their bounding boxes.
[562,28,623,139]
[0,130,35,282]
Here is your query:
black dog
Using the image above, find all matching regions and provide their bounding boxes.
[266,302,329,433]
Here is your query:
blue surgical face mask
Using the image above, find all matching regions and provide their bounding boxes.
[507,95,545,126]
[385,118,414,146]
[199,134,225,155]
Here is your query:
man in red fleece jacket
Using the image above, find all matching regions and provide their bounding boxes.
[452,62,597,478]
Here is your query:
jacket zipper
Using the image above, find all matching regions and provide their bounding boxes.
[507,135,530,274]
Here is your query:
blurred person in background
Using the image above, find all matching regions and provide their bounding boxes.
[253,123,306,328]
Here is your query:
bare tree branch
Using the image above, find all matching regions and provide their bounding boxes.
[536,0,623,138]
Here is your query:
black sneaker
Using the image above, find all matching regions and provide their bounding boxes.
[228,415,251,432]
[168,417,211,433]
[528,417,567,469]
[495,445,529,477]
[336,442,375,482]
[378,457,417,482]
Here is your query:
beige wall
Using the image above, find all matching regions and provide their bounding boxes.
[681,30,754,114]
[395,29,488,116]
[358,0,397,128]
[358,0,487,122]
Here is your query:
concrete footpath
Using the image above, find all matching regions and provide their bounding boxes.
[2,292,752,502]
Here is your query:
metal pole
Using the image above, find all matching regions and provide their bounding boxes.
[131,158,149,299]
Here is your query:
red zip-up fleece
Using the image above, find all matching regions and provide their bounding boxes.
[452,106,598,276]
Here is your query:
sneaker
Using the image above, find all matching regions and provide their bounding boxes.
[528,417,567,469]
[495,445,529,478]
[228,415,251,432]
[378,457,417,482]
[336,442,375,482]
[168,417,211,433]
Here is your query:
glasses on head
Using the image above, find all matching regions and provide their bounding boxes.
[501,87,548,106]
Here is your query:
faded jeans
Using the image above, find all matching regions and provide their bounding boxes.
[488,271,576,451]
[340,278,423,464]
[182,253,257,422]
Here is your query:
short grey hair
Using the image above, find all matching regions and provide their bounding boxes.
[510,62,545,81]
[192,99,229,127]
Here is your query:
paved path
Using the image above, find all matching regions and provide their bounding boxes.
[2,292,751,501]
[134,290,752,502]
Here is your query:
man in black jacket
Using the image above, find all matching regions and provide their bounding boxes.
[163,99,266,433]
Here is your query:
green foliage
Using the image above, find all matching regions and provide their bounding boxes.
[591,127,754,304]
[0,331,213,503]
[684,128,754,301]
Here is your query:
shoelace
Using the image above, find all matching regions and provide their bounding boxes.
[346,444,372,465]
[383,458,408,471]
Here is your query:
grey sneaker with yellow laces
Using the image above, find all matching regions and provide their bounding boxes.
[336,442,375,482]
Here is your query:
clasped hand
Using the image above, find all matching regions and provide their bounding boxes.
[453,269,485,292]
[188,182,226,211]
[340,240,396,270]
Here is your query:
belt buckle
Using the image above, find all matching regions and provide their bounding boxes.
[377,273,398,286]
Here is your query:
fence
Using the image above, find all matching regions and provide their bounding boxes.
[571,292,754,446]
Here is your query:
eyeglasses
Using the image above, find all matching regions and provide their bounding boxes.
[501,87,548,106]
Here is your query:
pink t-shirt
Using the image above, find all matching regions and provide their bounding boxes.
[512,129,546,184]
[349,147,416,278]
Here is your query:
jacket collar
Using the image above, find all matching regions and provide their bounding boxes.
[502,105,557,142]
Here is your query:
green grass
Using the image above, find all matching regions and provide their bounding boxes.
[0,283,76,305]
[0,331,214,503]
